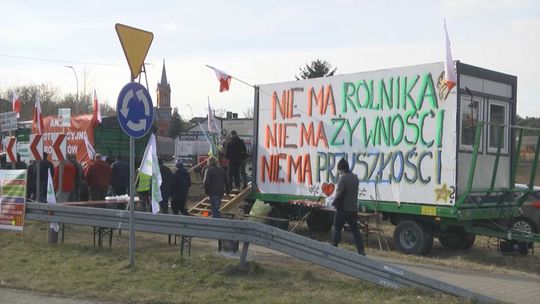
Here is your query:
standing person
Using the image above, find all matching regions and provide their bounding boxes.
[68,154,83,202]
[203,157,227,218]
[136,170,151,212]
[15,153,27,169]
[158,159,173,214]
[84,153,112,201]
[38,152,54,202]
[331,158,365,256]
[171,159,191,215]
[111,155,129,196]
[0,154,7,169]
[27,161,37,200]
[225,130,247,190]
[53,160,76,203]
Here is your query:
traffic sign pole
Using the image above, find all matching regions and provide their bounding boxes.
[129,134,135,269]
[29,134,43,203]
[115,23,154,271]
[116,82,154,271]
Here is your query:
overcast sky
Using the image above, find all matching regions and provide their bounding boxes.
[1,0,539,118]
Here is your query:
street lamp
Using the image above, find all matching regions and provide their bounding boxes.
[65,65,79,111]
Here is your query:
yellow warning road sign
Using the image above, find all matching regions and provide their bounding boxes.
[115,23,154,80]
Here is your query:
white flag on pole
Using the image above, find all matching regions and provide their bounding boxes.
[83,133,95,160]
[444,19,457,91]
[46,170,59,232]
[139,134,162,214]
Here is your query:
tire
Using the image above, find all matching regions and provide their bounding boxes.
[306,209,334,232]
[393,220,433,255]
[512,217,536,234]
[439,229,469,251]
[463,233,476,250]
[499,239,513,253]
[265,206,289,230]
[420,223,434,255]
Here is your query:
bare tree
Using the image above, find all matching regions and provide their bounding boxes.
[0,84,114,120]
[213,107,227,118]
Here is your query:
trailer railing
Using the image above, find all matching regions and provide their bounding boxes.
[457,121,540,209]
[24,202,494,302]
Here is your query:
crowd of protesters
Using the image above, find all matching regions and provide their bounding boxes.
[0,129,249,218]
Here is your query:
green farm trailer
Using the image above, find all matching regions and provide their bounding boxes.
[248,61,540,255]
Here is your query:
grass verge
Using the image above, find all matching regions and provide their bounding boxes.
[0,221,468,304]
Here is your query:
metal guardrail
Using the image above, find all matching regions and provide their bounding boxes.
[25,202,494,302]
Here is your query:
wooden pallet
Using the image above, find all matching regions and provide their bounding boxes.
[189,186,252,217]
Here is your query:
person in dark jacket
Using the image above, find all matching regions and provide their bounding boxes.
[68,154,83,202]
[203,157,227,218]
[111,155,129,195]
[15,153,27,169]
[331,158,365,256]
[27,161,37,200]
[0,154,7,169]
[158,159,173,214]
[38,152,54,202]
[84,153,112,201]
[225,130,247,190]
[171,159,191,215]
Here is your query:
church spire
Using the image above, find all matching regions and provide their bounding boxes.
[160,59,168,85]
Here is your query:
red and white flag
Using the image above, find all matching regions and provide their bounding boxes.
[11,92,21,118]
[444,19,457,91]
[208,66,232,92]
[83,132,96,160]
[92,89,102,124]
[32,95,45,135]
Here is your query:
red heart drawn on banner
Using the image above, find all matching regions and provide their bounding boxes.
[321,183,335,196]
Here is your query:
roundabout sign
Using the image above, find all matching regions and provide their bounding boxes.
[117,82,154,138]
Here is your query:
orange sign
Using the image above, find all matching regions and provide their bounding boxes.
[32,114,96,164]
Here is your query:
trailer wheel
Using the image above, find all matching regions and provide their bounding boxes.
[439,229,475,251]
[265,206,289,230]
[393,220,433,255]
[421,223,434,255]
[463,233,476,250]
[306,209,334,232]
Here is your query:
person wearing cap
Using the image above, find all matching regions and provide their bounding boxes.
[84,153,112,201]
[203,157,227,218]
[331,158,365,256]
[171,159,191,215]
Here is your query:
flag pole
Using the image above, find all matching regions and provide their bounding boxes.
[205,64,255,88]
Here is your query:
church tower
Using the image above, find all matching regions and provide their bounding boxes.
[156,59,172,117]
[154,59,172,136]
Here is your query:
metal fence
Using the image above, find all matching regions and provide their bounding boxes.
[24,202,493,302]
